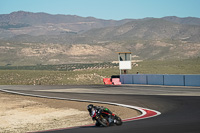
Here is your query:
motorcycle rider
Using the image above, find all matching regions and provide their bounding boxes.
[87,104,116,126]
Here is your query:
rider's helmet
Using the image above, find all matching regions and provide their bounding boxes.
[87,104,94,113]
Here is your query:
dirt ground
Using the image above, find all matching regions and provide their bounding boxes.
[0,91,140,133]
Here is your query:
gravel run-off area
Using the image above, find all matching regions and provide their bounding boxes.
[0,91,141,133]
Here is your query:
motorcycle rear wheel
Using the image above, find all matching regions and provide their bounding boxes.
[96,116,109,127]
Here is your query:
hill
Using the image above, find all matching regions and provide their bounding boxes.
[163,16,200,26]
[0,11,200,65]
[0,11,132,38]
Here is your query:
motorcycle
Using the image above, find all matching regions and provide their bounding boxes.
[94,111,122,127]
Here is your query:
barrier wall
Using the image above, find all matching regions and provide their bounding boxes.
[185,75,200,86]
[120,74,200,86]
[133,75,147,84]
[147,75,164,85]
[164,75,185,86]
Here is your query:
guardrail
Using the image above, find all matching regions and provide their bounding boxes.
[120,74,200,86]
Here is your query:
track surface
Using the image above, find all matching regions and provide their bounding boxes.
[1,85,200,133]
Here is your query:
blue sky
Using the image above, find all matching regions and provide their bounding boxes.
[0,0,200,20]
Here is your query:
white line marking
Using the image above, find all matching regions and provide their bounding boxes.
[0,88,161,123]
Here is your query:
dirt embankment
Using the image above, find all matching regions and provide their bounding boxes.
[0,92,140,133]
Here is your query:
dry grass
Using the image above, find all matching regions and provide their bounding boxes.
[0,58,199,85]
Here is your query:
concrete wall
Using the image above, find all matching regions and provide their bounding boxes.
[120,74,200,86]
[120,74,132,84]
[164,75,185,86]
[185,75,200,86]
[133,75,147,84]
[147,75,164,85]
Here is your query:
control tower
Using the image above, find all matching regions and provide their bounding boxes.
[117,52,132,75]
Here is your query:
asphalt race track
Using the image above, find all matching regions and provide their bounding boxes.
[1,85,200,133]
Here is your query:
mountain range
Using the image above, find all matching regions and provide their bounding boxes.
[0,11,200,65]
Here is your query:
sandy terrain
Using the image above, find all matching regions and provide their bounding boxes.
[0,91,140,133]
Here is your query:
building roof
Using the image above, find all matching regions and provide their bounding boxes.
[116,52,131,54]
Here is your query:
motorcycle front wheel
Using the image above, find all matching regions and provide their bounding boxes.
[115,115,123,126]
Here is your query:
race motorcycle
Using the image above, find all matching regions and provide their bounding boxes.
[94,110,122,127]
